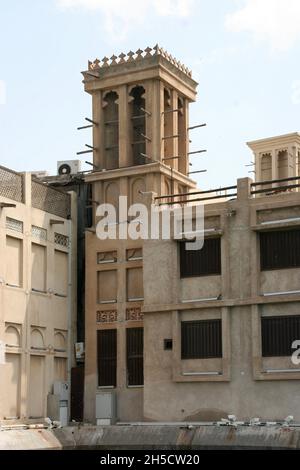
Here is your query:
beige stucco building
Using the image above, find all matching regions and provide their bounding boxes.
[143,174,300,422]
[0,167,77,422]
[82,46,300,423]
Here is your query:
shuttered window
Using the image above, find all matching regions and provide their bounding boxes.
[260,229,300,271]
[180,238,221,278]
[97,329,117,387]
[126,328,144,386]
[181,320,222,360]
[261,315,300,357]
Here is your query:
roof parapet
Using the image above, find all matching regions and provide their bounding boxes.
[87,44,193,78]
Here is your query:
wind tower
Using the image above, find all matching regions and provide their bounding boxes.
[81,45,199,423]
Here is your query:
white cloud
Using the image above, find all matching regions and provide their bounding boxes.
[57,0,194,39]
[225,0,300,51]
[0,80,6,105]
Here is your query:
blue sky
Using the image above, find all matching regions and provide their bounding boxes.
[0,0,300,189]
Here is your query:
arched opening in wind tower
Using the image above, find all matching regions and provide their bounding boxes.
[103,91,119,170]
[163,89,173,166]
[178,96,187,175]
[130,86,146,166]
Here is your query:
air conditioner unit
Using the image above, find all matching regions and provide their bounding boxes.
[96,392,117,426]
[57,160,81,176]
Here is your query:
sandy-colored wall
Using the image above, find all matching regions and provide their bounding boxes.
[143,178,300,422]
[0,173,76,422]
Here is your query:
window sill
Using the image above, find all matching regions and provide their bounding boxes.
[173,373,230,383]
[254,369,300,381]
[97,386,115,390]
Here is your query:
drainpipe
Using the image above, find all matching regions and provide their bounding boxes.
[67,191,77,424]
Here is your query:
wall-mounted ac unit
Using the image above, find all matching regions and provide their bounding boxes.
[96,392,117,426]
[57,160,81,176]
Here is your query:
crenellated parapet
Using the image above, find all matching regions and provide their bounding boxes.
[87,45,192,78]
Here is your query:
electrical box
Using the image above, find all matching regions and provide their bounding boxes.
[53,381,69,401]
[75,342,85,362]
[96,392,117,425]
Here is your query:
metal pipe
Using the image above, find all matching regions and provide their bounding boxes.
[188,124,207,130]
[162,108,180,114]
[140,133,152,142]
[77,150,93,155]
[162,134,180,140]
[85,117,98,126]
[85,161,100,170]
[155,184,237,200]
[131,114,146,120]
[188,150,207,155]
[252,175,300,187]
[158,193,237,206]
[251,183,300,194]
[140,107,151,116]
[77,124,93,130]
[188,170,207,175]
[85,144,97,150]
[140,153,158,163]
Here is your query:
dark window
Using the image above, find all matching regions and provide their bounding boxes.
[180,238,221,278]
[127,328,144,386]
[97,329,117,387]
[103,91,119,170]
[262,315,300,357]
[164,339,173,350]
[181,320,222,360]
[85,183,93,228]
[130,86,146,166]
[260,229,300,271]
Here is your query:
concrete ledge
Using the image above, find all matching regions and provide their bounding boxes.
[1,425,300,450]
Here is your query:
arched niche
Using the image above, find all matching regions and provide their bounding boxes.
[30,329,45,350]
[54,332,66,351]
[261,153,272,181]
[105,182,120,221]
[5,325,20,347]
[278,149,288,182]
[103,90,119,170]
[131,177,146,206]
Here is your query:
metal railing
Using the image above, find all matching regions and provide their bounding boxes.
[155,184,238,206]
[251,176,300,196]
